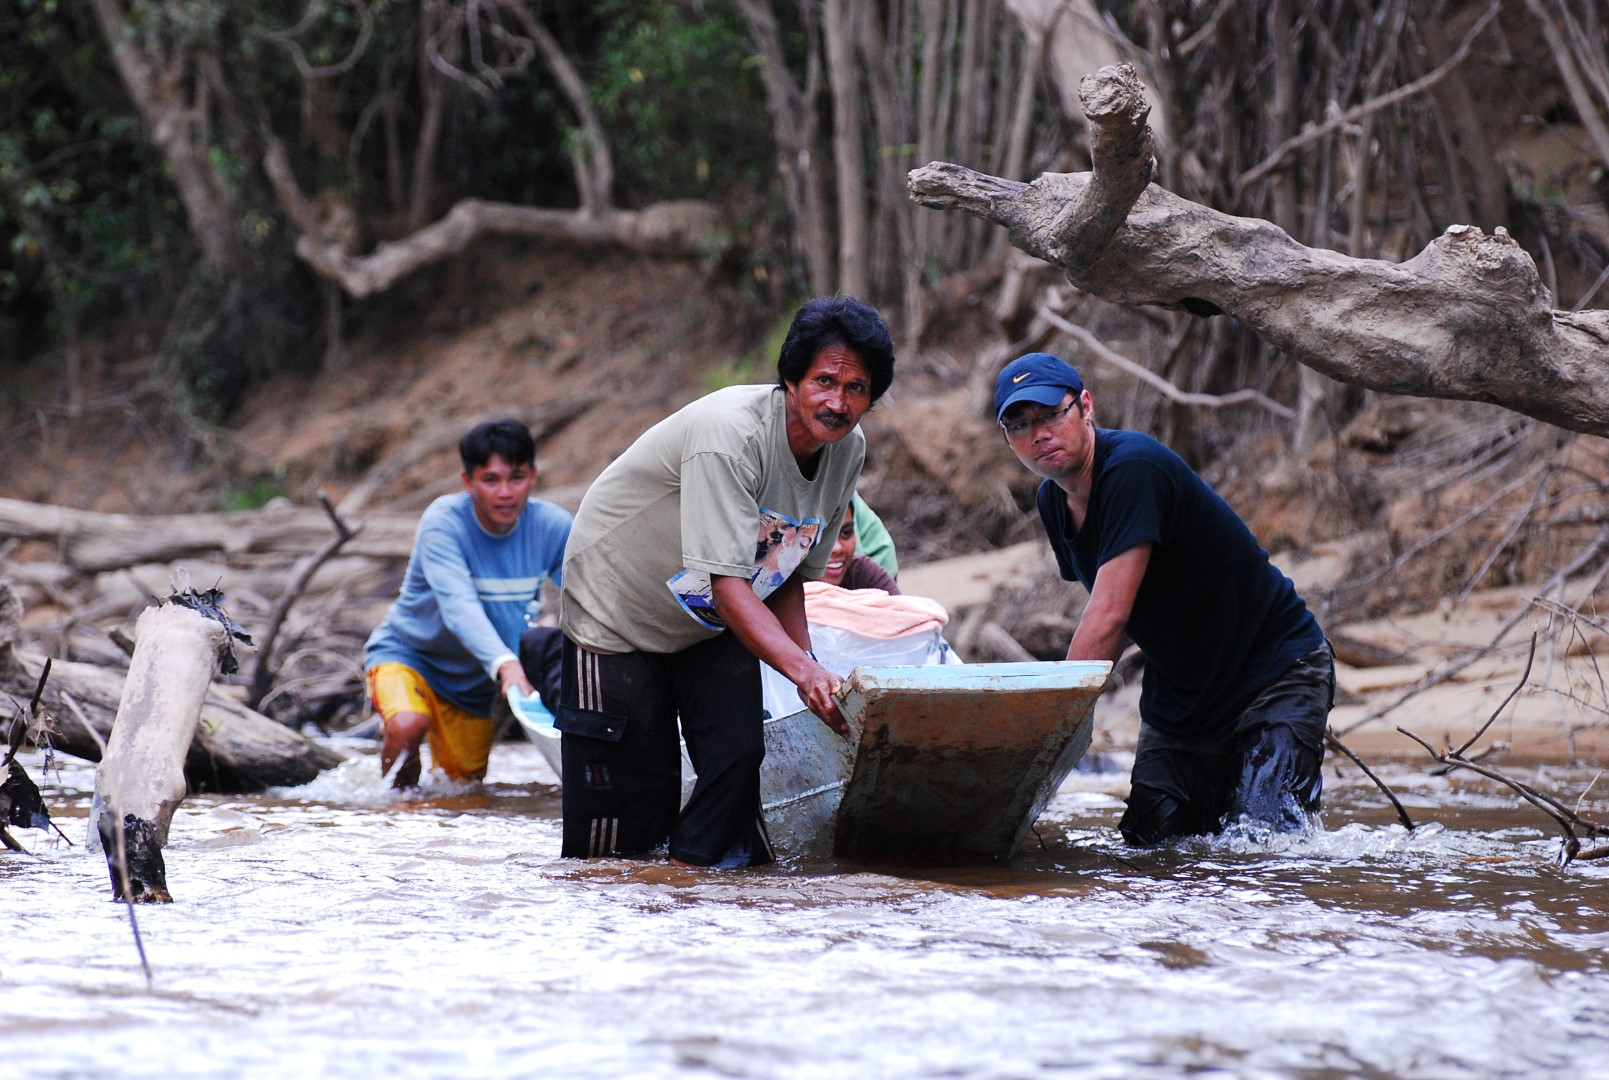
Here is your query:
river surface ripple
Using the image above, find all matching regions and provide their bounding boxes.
[3,742,1606,1079]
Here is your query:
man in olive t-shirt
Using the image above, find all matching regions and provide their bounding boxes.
[558,296,897,868]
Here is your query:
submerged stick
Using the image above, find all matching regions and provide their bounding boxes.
[1397,640,1608,868]
[1324,729,1414,830]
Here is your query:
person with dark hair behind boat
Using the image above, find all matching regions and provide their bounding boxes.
[849,493,898,580]
[822,501,900,594]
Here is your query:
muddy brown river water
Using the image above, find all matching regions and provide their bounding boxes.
[3,740,1606,1078]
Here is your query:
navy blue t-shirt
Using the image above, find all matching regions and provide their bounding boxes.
[1037,428,1324,738]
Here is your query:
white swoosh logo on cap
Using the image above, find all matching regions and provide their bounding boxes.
[1012,372,1031,383]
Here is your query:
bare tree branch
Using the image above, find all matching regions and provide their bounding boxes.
[1236,0,1502,193]
[247,494,361,711]
[1396,721,1607,868]
[1039,306,1295,418]
[1324,728,1414,830]
[908,62,1609,438]
[260,0,375,80]
[1453,632,1539,759]
[1523,0,1609,169]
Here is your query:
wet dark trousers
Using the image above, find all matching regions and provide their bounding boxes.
[1120,643,1335,846]
[516,625,565,706]
[556,631,774,868]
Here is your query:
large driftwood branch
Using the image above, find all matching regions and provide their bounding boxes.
[0,497,416,574]
[0,580,344,791]
[908,63,1609,437]
[1049,64,1154,279]
[264,135,726,299]
[297,198,728,300]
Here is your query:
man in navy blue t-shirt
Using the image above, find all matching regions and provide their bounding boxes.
[995,352,1334,845]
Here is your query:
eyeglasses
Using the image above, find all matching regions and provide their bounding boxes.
[999,402,1076,440]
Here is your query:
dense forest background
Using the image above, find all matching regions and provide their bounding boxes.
[3,0,1603,408]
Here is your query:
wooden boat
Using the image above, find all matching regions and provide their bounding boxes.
[515,660,1109,860]
[761,660,1109,859]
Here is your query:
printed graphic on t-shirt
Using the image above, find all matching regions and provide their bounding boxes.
[668,507,823,630]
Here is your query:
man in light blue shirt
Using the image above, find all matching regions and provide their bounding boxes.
[364,419,571,788]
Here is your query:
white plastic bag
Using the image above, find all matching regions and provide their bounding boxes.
[760,624,958,720]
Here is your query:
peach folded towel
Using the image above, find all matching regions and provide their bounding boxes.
[803,581,949,638]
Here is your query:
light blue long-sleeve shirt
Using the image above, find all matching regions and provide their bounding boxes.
[365,493,571,716]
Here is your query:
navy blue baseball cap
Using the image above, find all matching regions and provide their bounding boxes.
[994,353,1084,421]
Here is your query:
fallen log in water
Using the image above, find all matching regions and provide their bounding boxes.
[0,581,345,792]
[5,650,346,790]
[89,601,231,901]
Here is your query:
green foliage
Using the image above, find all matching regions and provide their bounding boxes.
[215,469,288,512]
[0,1,194,355]
[1,0,791,417]
[589,0,772,205]
[701,308,793,391]
[701,352,767,392]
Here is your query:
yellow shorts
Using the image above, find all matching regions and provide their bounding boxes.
[366,662,495,781]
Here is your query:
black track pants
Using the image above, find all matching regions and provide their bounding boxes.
[556,631,774,868]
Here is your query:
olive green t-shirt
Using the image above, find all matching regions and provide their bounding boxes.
[561,384,865,655]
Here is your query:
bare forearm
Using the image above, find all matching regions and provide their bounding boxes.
[713,576,810,678]
[1068,543,1150,664]
[764,574,814,657]
[710,574,846,734]
[1066,610,1128,663]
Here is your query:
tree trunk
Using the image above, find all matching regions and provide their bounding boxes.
[824,0,869,299]
[407,0,451,232]
[734,0,834,295]
[857,4,907,305]
[89,603,229,902]
[498,0,615,214]
[1267,0,1331,452]
[908,63,1609,438]
[913,0,948,308]
[88,0,240,271]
